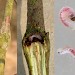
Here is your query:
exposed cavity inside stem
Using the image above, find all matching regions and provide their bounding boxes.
[24,34,44,46]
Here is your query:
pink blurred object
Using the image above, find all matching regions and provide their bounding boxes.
[59,6,75,30]
[5,16,10,25]
[57,47,75,58]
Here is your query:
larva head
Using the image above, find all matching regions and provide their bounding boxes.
[57,48,70,55]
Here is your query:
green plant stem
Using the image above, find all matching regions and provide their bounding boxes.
[23,42,48,75]
[4,0,14,19]
[22,0,50,75]
[0,0,14,75]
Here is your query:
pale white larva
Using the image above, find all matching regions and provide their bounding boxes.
[57,47,75,58]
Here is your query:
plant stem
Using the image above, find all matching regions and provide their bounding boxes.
[22,0,50,75]
[4,0,14,19]
[0,0,14,75]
